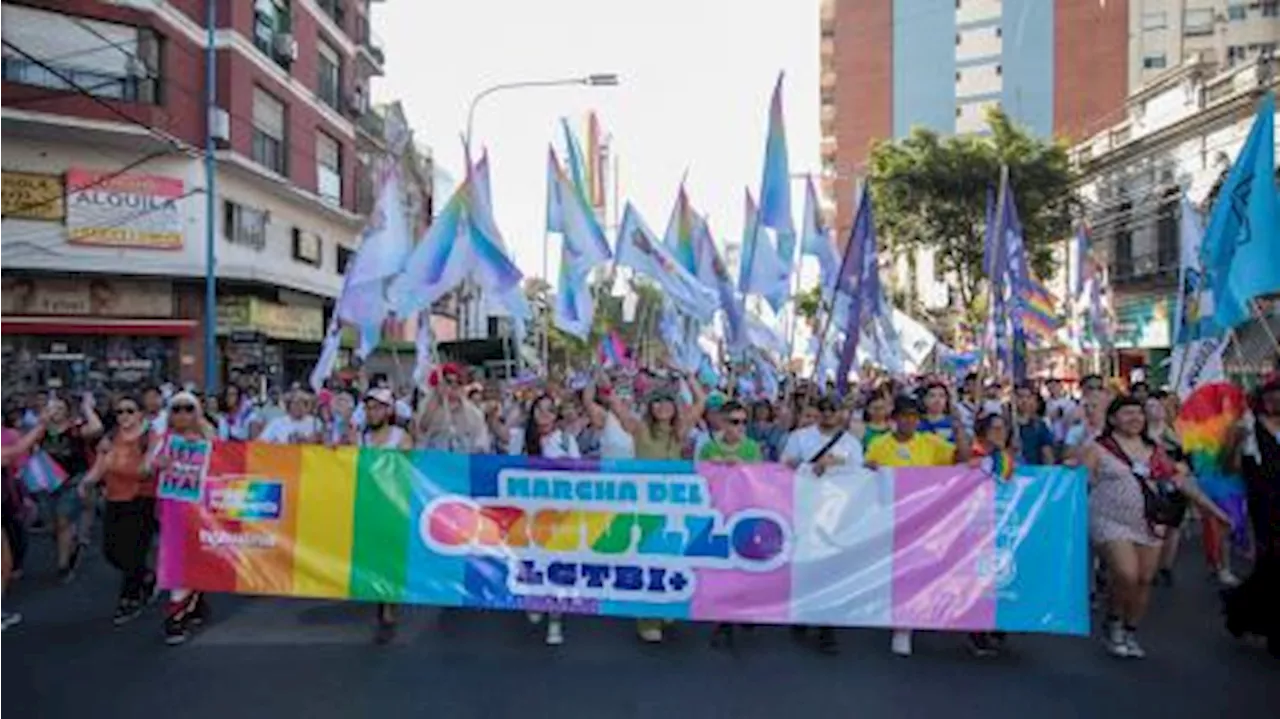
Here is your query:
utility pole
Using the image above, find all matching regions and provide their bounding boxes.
[202,0,218,395]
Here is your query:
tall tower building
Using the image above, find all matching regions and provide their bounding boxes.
[820,0,1130,241]
[1129,0,1279,89]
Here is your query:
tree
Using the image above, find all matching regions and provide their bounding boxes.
[794,285,823,331]
[867,109,1076,322]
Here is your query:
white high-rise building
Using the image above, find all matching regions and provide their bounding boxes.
[1130,1,1279,89]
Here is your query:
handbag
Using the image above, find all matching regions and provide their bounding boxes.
[1099,436,1188,534]
[20,449,69,494]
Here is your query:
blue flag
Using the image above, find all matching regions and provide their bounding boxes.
[834,185,879,395]
[1200,92,1280,331]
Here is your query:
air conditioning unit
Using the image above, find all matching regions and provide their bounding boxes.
[274,34,299,62]
[209,107,231,145]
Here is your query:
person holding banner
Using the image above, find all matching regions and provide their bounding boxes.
[416,364,490,453]
[1084,395,1231,659]
[918,382,967,448]
[967,412,1016,657]
[79,394,158,625]
[258,390,322,445]
[780,396,864,655]
[865,395,967,657]
[508,393,581,646]
[360,388,414,645]
[150,391,215,646]
[850,392,893,447]
[609,373,706,643]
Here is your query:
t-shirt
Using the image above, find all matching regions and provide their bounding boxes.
[598,413,635,460]
[101,430,154,501]
[865,433,956,467]
[507,428,581,459]
[40,424,91,477]
[633,423,684,460]
[780,425,864,469]
[918,416,958,443]
[697,435,763,462]
[1017,419,1055,465]
[1046,397,1077,442]
[1064,422,1101,449]
[258,415,323,444]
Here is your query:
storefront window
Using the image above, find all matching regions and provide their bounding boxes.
[1,334,177,401]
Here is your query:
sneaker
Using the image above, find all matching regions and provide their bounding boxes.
[374,618,397,645]
[709,624,734,651]
[1123,630,1146,659]
[1216,568,1240,588]
[1104,620,1130,658]
[817,627,840,655]
[112,599,143,626]
[968,633,998,658]
[545,618,564,646]
[163,596,200,646]
[1,611,22,630]
[163,614,191,646]
[891,629,913,657]
[527,612,544,625]
[637,622,663,644]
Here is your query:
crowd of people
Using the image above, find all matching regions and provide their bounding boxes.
[1,363,1276,659]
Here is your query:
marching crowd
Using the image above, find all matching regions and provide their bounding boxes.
[1,364,1276,660]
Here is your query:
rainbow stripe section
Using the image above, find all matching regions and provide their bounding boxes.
[1176,382,1249,545]
[159,445,1089,635]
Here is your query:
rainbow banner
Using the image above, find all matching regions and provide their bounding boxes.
[159,443,1089,635]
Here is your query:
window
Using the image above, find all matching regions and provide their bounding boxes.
[1227,45,1248,65]
[317,38,341,110]
[336,244,355,274]
[1227,4,1246,21]
[956,33,962,45]
[252,87,287,175]
[995,26,1001,38]
[224,201,267,250]
[1142,54,1168,69]
[956,70,963,82]
[0,5,161,103]
[1141,11,1166,30]
[316,130,342,205]
[995,63,1002,76]
[1184,8,1214,35]
[1264,2,1279,18]
[292,227,322,267]
[1112,200,1133,280]
[956,106,963,118]
[317,0,344,24]
[253,0,291,62]
[1156,189,1179,272]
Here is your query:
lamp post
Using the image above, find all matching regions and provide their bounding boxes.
[457,73,619,370]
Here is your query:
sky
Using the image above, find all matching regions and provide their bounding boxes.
[373,0,821,289]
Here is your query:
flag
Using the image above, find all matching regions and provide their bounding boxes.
[801,175,839,287]
[547,146,611,339]
[758,72,795,265]
[745,313,788,359]
[988,175,1031,380]
[737,188,789,311]
[1170,197,1227,397]
[596,330,630,367]
[545,149,564,234]
[1015,278,1063,341]
[663,186,699,277]
[834,184,879,395]
[615,203,716,321]
[411,312,435,387]
[309,325,343,392]
[695,215,747,352]
[1200,92,1280,331]
[336,168,413,356]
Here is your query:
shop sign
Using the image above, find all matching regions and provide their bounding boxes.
[2,171,65,221]
[217,297,324,343]
[1113,293,1172,349]
[1,278,174,317]
[65,168,185,249]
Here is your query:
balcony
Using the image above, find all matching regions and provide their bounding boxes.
[2,56,158,104]
[356,18,386,72]
[356,108,385,144]
[1110,248,1179,286]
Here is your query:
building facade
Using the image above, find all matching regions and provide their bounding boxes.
[0,0,422,397]
[1130,0,1279,90]
[1071,56,1277,383]
[821,0,1130,244]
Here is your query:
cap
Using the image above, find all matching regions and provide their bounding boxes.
[706,391,727,411]
[364,387,395,407]
[427,363,463,388]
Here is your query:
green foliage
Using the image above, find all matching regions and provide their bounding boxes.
[867,109,1077,317]
[793,285,823,330]
[522,274,667,369]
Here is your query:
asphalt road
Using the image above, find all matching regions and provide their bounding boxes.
[3,539,1276,719]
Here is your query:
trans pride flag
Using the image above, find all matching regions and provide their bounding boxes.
[160,444,1088,635]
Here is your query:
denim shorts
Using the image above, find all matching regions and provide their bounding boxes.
[36,476,83,522]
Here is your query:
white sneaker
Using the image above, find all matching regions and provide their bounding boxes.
[527,612,544,625]
[1104,620,1131,658]
[545,618,564,646]
[1123,631,1146,659]
[1216,568,1241,588]
[891,629,912,656]
[638,625,663,643]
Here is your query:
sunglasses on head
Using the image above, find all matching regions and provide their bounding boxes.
[171,404,197,414]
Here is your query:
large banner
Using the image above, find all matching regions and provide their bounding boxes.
[159,444,1089,635]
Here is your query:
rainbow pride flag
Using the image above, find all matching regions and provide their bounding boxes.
[160,444,1089,634]
[1176,382,1249,546]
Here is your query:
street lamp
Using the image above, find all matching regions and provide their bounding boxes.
[457,73,620,355]
[464,73,620,155]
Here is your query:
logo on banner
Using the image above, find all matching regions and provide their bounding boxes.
[420,470,791,604]
[207,476,284,520]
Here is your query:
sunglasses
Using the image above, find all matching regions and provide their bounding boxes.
[727,418,747,426]
[171,405,197,414]
[115,407,139,416]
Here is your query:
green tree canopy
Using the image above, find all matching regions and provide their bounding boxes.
[867,110,1077,320]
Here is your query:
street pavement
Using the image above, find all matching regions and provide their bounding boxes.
[3,540,1277,719]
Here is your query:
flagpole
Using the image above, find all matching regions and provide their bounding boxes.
[985,164,1011,383]
[810,178,862,384]
[541,230,551,376]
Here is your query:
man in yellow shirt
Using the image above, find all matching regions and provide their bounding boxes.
[865,396,966,469]
[863,395,969,658]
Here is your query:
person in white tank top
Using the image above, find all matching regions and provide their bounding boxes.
[360,389,413,645]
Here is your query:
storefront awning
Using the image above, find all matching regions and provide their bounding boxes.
[1,316,197,336]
